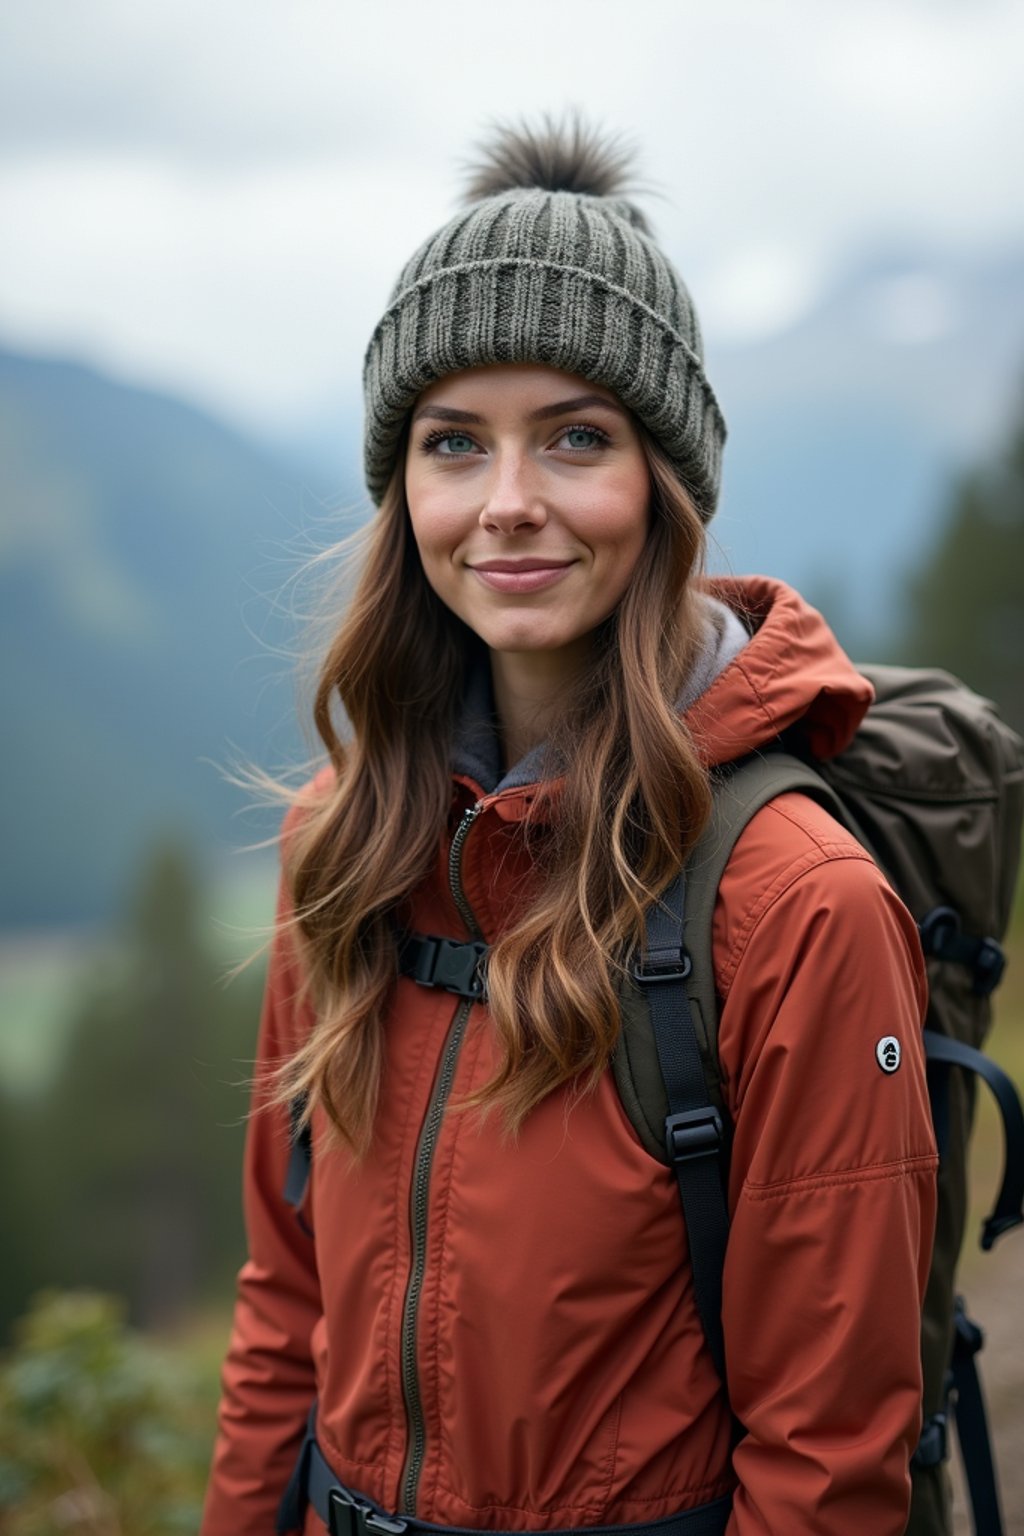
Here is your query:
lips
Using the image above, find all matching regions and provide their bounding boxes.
[469,558,576,594]
[472,559,574,572]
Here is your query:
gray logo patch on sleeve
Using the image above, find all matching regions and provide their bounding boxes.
[876,1036,902,1074]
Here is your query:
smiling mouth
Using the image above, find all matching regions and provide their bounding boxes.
[470,560,575,594]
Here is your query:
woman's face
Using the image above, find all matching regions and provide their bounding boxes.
[404,363,651,667]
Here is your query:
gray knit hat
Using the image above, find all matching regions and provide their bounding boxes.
[362,119,726,521]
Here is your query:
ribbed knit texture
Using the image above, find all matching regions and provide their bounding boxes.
[362,187,726,520]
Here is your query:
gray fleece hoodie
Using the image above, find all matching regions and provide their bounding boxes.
[451,593,750,794]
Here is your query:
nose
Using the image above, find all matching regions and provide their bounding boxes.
[479,448,547,535]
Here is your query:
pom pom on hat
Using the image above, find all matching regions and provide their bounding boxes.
[462,114,652,234]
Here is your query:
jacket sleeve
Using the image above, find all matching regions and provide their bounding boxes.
[715,808,937,1536]
[200,870,322,1536]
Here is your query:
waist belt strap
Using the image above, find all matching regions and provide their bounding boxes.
[950,1297,1004,1536]
[302,1441,732,1536]
[922,1031,1024,1250]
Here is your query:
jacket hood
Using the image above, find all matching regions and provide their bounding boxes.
[688,576,873,768]
[453,575,872,804]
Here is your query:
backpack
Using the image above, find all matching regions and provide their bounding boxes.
[285,664,1024,1536]
[617,664,1024,1536]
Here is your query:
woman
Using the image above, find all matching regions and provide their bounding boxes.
[201,120,937,1536]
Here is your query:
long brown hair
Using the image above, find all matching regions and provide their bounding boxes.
[274,431,712,1153]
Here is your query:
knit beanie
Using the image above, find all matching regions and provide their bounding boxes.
[362,118,726,521]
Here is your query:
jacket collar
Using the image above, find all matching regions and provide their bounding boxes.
[451,591,752,800]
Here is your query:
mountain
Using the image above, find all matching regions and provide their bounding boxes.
[0,350,316,928]
[704,247,1024,646]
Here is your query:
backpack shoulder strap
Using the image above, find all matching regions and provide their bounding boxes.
[632,750,844,1384]
[615,751,849,1159]
[284,1093,313,1213]
[635,870,730,1382]
[682,751,849,1090]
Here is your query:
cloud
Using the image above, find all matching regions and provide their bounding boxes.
[699,244,829,345]
[865,272,960,347]
[0,0,1022,430]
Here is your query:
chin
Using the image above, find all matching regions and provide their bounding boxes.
[483,624,577,654]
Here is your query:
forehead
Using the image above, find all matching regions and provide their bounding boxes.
[414,363,624,416]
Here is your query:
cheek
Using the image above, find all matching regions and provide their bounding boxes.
[405,486,463,569]
[582,473,651,560]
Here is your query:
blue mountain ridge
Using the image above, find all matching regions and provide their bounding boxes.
[0,349,321,928]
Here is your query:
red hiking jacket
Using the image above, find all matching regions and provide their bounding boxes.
[201,577,937,1536]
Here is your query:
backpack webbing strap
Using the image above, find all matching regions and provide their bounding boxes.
[950,1297,1004,1536]
[277,1399,318,1534]
[681,753,851,1091]
[637,752,846,1386]
[919,910,1007,998]
[636,872,728,1383]
[923,1033,1024,1251]
[284,1093,313,1213]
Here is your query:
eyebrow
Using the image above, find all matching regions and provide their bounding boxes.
[411,394,627,426]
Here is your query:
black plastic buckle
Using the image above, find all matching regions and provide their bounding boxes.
[911,1411,949,1470]
[665,1106,723,1163]
[633,950,692,985]
[401,933,488,1000]
[328,1492,408,1536]
[917,909,1006,998]
[971,937,1005,998]
[953,1295,985,1358]
[433,938,488,999]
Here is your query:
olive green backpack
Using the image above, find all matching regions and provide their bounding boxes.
[618,665,1024,1536]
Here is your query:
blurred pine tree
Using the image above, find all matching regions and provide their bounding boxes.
[903,394,1024,734]
[5,842,266,1336]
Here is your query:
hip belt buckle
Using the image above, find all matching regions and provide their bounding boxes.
[328,1490,409,1536]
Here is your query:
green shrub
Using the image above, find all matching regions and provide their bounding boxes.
[0,1291,215,1536]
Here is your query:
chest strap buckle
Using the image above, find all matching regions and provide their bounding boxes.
[399,931,489,1000]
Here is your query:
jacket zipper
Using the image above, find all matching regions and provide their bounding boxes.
[447,804,486,944]
[398,803,484,1515]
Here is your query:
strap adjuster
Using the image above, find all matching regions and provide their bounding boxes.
[954,1294,985,1357]
[971,938,1006,998]
[917,908,1006,997]
[328,1492,408,1536]
[666,1107,723,1163]
[633,950,692,985]
[912,1411,949,1470]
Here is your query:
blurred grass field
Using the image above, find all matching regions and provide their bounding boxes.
[0,858,277,1097]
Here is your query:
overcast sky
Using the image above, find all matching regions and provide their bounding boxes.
[1,0,1022,440]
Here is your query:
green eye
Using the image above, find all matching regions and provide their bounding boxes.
[563,427,603,450]
[439,434,476,455]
